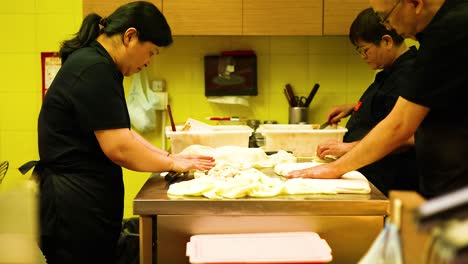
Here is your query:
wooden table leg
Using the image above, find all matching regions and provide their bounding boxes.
[139,215,153,264]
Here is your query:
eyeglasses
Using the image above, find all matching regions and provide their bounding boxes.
[377,0,401,27]
[355,45,373,57]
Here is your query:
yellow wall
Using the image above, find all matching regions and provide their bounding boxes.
[1,0,390,217]
[0,1,82,184]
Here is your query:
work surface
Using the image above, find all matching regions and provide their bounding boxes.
[134,173,389,264]
[134,172,388,216]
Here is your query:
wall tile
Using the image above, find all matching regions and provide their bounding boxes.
[0,131,38,171]
[270,55,309,93]
[309,54,347,92]
[2,0,36,14]
[36,13,79,52]
[309,36,350,55]
[36,0,80,13]
[0,53,40,93]
[0,92,40,131]
[230,36,270,55]
[123,169,151,217]
[0,14,36,53]
[270,36,308,55]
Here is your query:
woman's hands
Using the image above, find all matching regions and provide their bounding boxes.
[282,103,357,179]
[283,140,357,180]
[284,163,342,179]
[316,140,357,159]
[327,104,356,124]
[170,154,215,172]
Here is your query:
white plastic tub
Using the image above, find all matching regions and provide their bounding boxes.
[166,125,253,154]
[257,124,348,157]
[186,232,332,264]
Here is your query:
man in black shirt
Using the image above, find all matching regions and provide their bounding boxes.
[287,0,468,199]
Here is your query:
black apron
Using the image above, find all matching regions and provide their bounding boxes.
[19,161,122,264]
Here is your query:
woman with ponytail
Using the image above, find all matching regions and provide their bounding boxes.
[28,2,215,263]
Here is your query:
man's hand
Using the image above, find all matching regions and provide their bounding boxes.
[285,163,343,179]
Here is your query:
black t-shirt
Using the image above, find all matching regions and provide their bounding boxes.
[39,41,129,173]
[38,41,129,237]
[403,0,468,198]
[345,46,419,195]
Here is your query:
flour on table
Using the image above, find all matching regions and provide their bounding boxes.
[167,145,370,198]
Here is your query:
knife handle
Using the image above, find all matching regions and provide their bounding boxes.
[304,83,319,107]
[285,83,297,106]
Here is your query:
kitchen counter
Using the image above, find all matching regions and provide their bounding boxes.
[134,173,388,264]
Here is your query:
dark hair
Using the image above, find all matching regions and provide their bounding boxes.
[60,1,172,62]
[349,7,404,47]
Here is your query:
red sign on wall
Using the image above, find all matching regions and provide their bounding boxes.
[41,52,61,101]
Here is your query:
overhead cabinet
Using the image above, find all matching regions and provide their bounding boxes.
[164,0,322,35]
[162,0,242,35]
[83,0,162,17]
[324,0,370,35]
[243,0,322,35]
[83,0,369,35]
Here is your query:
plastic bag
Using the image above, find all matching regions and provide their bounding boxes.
[126,69,159,133]
[358,221,403,264]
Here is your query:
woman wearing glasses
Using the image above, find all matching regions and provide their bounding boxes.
[310,8,418,195]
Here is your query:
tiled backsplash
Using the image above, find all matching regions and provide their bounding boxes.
[142,36,374,144]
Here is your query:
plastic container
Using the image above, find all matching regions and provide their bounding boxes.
[166,125,253,154]
[257,124,348,157]
[186,232,332,264]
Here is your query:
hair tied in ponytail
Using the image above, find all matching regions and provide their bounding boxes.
[99,17,107,27]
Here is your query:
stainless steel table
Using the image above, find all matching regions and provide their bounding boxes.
[134,173,388,264]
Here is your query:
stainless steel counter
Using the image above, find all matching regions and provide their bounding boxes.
[134,173,388,264]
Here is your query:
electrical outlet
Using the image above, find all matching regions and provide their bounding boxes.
[154,92,168,110]
[152,79,166,92]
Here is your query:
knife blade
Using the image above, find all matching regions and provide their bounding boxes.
[319,121,330,129]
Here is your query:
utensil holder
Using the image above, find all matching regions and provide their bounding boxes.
[289,107,308,124]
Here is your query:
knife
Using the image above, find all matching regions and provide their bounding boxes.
[285,83,297,107]
[283,88,293,107]
[319,121,330,129]
[164,171,185,185]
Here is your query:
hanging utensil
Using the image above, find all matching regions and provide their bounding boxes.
[283,88,293,106]
[304,83,320,107]
[285,83,297,106]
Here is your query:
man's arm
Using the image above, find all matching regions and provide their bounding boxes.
[287,97,429,178]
